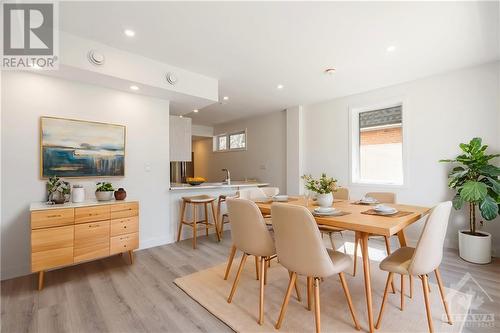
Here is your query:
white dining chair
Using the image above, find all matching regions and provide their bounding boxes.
[261,187,280,197]
[271,203,360,333]
[225,198,300,325]
[318,187,349,252]
[375,201,453,333]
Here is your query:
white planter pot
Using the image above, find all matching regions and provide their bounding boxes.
[72,187,85,203]
[458,230,491,264]
[317,193,333,208]
[95,191,114,201]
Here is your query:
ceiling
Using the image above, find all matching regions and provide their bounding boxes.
[60,1,499,126]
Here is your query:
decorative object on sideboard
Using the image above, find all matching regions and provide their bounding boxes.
[46,176,70,204]
[186,177,206,186]
[72,184,85,203]
[302,173,338,208]
[40,117,126,178]
[114,187,127,200]
[440,137,499,264]
[95,182,115,201]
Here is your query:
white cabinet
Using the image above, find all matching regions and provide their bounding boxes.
[170,116,192,161]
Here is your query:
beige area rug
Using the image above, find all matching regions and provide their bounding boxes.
[174,258,471,333]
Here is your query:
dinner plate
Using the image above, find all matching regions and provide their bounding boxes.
[375,209,398,215]
[313,208,341,216]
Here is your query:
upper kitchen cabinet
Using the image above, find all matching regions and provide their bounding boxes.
[170,116,192,161]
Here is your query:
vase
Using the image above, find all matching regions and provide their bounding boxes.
[49,191,66,204]
[72,187,85,203]
[316,192,333,208]
[458,230,491,264]
[114,188,127,200]
[95,191,114,201]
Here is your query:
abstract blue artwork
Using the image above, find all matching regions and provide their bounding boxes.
[41,117,125,178]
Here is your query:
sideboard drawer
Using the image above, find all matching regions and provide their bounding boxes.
[32,247,73,272]
[74,221,110,263]
[110,232,139,255]
[110,202,139,219]
[110,216,139,236]
[75,205,110,224]
[31,208,74,229]
[32,225,74,252]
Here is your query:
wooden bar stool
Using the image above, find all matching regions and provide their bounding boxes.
[217,194,231,239]
[176,195,220,249]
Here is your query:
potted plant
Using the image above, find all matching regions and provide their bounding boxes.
[440,137,499,264]
[95,182,115,201]
[302,173,338,208]
[47,176,70,204]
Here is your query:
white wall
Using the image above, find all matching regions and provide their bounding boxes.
[1,72,171,280]
[302,62,500,252]
[286,106,304,195]
[193,111,287,191]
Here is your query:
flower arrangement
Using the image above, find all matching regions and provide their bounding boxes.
[96,182,115,192]
[301,173,338,194]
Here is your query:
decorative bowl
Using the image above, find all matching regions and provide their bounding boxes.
[186,177,206,186]
[95,191,114,201]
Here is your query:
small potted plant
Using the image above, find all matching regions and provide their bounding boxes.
[302,173,338,208]
[440,137,499,264]
[47,176,70,204]
[95,182,115,201]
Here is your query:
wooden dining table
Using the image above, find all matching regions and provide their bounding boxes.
[255,197,430,333]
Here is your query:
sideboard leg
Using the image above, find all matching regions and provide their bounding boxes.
[38,271,44,290]
[128,250,134,264]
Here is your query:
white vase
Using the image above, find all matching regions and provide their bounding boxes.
[458,230,491,264]
[72,187,85,203]
[317,193,333,208]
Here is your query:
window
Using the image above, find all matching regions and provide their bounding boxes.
[351,103,404,185]
[213,130,247,152]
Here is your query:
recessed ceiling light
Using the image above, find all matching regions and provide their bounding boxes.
[386,45,396,52]
[129,85,139,91]
[179,115,183,118]
[193,109,199,113]
[277,84,284,90]
[223,96,229,101]
[124,29,135,37]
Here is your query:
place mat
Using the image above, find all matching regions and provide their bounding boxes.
[352,201,378,205]
[361,209,413,218]
[313,210,351,217]
[254,197,299,204]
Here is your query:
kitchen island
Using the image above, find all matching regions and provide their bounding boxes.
[169,181,269,241]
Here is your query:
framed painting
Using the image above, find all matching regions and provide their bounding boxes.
[40,117,126,178]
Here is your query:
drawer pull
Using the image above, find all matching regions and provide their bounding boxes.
[88,224,99,228]
[124,226,127,229]
[123,245,127,248]
[88,213,98,216]
[47,214,62,218]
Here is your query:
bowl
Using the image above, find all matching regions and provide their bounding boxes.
[187,180,205,186]
[273,195,288,202]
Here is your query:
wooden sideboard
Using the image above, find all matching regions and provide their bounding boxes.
[30,200,139,290]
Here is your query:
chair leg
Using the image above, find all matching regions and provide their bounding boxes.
[258,256,266,325]
[339,272,361,330]
[421,274,434,333]
[210,201,221,242]
[204,203,209,236]
[375,272,394,329]
[410,275,414,299]
[264,257,268,285]
[224,245,237,280]
[384,236,396,294]
[339,231,347,254]
[176,201,186,242]
[353,233,359,276]
[313,277,321,333]
[400,274,405,311]
[227,253,248,303]
[289,271,302,301]
[328,232,336,250]
[275,272,297,329]
[192,205,197,249]
[435,269,452,325]
[217,199,223,239]
[307,276,313,311]
[255,256,260,280]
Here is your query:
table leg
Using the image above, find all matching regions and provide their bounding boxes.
[360,232,374,333]
[397,229,407,247]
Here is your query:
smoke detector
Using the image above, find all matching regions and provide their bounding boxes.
[324,68,336,75]
[87,50,105,66]
[166,72,178,85]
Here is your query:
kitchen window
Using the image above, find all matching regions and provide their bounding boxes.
[214,130,247,152]
[350,103,405,186]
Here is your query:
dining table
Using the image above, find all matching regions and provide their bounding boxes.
[255,197,431,333]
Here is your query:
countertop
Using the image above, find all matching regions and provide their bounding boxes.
[169,181,269,191]
[30,198,138,211]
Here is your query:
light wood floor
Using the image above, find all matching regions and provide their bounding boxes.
[2,231,499,333]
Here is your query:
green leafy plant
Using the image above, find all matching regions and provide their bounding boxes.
[301,173,338,194]
[47,176,70,195]
[96,182,115,192]
[440,137,500,235]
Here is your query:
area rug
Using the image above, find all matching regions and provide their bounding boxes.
[174,258,470,332]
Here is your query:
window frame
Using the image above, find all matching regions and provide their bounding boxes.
[348,99,408,188]
[213,129,248,152]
